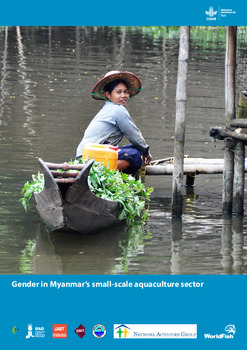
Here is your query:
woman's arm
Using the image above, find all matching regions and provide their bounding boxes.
[115,106,150,156]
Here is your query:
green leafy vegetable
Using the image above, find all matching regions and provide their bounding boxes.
[19,172,44,212]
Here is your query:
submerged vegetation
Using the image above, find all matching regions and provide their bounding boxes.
[20,159,153,226]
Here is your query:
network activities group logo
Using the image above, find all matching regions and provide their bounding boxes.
[114,324,197,339]
[114,324,131,338]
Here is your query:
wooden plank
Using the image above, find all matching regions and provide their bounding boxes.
[51,170,79,178]
[42,160,86,171]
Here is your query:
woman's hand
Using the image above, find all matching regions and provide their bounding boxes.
[143,153,152,165]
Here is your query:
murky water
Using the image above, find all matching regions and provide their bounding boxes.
[1,26,247,275]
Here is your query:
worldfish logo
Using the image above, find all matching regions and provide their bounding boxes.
[204,324,236,339]
[225,324,236,335]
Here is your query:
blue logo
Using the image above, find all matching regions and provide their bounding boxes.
[92,324,106,338]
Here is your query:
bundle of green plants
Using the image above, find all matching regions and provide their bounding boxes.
[19,172,44,213]
[19,159,153,226]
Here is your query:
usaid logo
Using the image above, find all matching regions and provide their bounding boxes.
[205,6,217,20]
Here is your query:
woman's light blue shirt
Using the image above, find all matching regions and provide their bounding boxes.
[76,101,149,158]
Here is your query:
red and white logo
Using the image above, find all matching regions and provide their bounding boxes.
[53,324,67,338]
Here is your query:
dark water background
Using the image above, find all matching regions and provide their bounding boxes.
[1,26,247,275]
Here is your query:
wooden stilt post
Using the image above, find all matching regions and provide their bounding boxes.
[222,139,234,213]
[172,26,190,217]
[222,26,237,213]
[233,140,245,215]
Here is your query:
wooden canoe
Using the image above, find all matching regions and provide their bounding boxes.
[34,158,121,234]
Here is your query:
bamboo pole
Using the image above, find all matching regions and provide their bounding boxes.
[223,26,237,213]
[225,27,237,123]
[146,160,247,175]
[172,26,190,217]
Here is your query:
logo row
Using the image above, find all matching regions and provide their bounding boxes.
[12,323,236,340]
[12,324,106,339]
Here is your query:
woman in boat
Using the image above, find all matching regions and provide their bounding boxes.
[76,70,152,174]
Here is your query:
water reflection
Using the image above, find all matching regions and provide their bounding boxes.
[31,223,125,274]
[221,214,233,273]
[25,221,150,275]
[221,215,244,274]
[171,218,183,274]
[19,207,247,275]
[0,27,9,122]
[232,216,244,274]
[1,26,247,275]
[16,26,37,141]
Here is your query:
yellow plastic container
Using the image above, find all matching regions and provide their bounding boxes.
[82,143,118,170]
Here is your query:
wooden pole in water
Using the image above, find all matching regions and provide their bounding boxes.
[233,140,245,215]
[172,26,190,217]
[223,26,237,213]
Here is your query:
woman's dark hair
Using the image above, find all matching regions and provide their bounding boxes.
[104,79,128,93]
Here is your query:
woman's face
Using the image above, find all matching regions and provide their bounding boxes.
[106,83,130,106]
